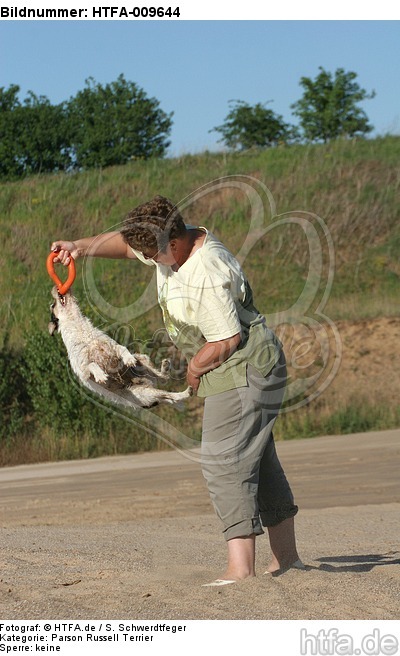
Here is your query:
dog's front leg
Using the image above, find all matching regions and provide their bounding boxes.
[116,345,137,368]
[88,362,108,384]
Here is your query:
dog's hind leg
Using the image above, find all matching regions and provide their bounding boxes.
[128,385,193,408]
[134,355,171,381]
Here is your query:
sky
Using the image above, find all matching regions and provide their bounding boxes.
[1,19,399,156]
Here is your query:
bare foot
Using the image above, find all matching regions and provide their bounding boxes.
[264,558,306,575]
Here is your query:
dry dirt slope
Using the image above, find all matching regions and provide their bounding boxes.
[277,315,400,412]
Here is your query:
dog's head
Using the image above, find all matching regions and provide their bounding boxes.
[48,286,73,335]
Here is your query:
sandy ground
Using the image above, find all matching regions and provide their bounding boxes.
[0,428,399,620]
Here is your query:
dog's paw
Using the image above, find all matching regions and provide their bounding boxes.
[95,371,108,384]
[117,346,137,368]
[123,354,137,368]
[88,363,108,384]
[161,359,171,375]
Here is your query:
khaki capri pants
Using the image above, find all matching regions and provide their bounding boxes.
[201,351,298,541]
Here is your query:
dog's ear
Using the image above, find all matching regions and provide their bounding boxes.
[48,321,58,336]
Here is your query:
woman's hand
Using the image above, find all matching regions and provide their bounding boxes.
[187,333,242,394]
[51,240,78,265]
[186,365,201,393]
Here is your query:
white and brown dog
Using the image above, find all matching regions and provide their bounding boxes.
[49,287,192,409]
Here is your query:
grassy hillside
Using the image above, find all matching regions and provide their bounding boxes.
[1,136,399,464]
[1,135,399,346]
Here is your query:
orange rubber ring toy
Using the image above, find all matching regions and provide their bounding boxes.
[46,251,76,295]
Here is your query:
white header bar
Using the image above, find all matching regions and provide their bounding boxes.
[0,1,399,20]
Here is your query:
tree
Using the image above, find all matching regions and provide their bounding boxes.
[67,74,173,168]
[0,85,71,178]
[211,100,296,150]
[0,85,24,178]
[291,67,375,143]
[0,76,173,179]
[16,92,72,175]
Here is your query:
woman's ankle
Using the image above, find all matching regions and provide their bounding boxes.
[223,568,255,581]
[225,534,256,580]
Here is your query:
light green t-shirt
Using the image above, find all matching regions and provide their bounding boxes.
[131,227,282,397]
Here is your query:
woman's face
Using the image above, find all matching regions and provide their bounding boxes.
[140,240,178,266]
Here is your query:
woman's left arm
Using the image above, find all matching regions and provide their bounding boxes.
[187,332,242,392]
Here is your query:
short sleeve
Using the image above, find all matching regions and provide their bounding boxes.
[192,274,242,342]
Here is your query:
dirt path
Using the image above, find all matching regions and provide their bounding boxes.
[1,429,399,620]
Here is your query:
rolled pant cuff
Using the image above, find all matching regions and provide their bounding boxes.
[260,504,299,528]
[222,518,265,541]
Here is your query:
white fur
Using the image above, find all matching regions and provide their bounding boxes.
[49,287,192,409]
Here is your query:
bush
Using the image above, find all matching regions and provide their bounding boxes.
[0,323,189,464]
[22,326,108,436]
[0,337,31,440]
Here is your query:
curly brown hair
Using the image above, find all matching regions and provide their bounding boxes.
[120,195,187,253]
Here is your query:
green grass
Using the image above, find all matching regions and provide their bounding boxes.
[275,396,400,442]
[1,135,399,347]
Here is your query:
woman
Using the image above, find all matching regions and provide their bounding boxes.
[52,195,303,585]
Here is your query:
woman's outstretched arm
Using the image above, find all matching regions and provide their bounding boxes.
[51,231,137,264]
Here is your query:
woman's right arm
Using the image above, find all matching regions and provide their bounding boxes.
[51,231,137,265]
